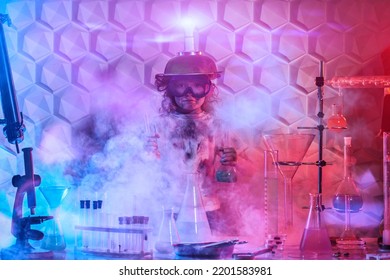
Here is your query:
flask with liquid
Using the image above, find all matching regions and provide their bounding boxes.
[327,104,347,131]
[155,207,180,254]
[300,193,332,259]
[215,131,237,183]
[175,172,212,243]
[332,137,363,213]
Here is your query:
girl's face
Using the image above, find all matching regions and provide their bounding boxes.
[169,75,211,114]
[174,94,206,114]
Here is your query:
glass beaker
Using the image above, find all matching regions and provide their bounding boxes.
[40,186,70,251]
[299,193,332,259]
[155,206,180,254]
[215,131,237,183]
[263,133,315,229]
[382,132,390,248]
[175,172,212,243]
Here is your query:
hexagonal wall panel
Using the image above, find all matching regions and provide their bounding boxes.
[254,0,289,30]
[202,24,234,61]
[9,54,35,92]
[219,55,253,93]
[290,0,326,31]
[345,25,381,62]
[20,22,53,61]
[109,0,145,30]
[149,0,181,30]
[74,0,108,30]
[91,24,125,61]
[56,23,89,61]
[56,86,90,124]
[38,0,71,30]
[37,54,71,92]
[20,84,53,124]
[308,24,344,61]
[236,23,271,62]
[6,0,35,29]
[272,23,308,62]
[271,87,308,126]
[112,55,144,92]
[128,23,162,61]
[254,55,288,93]
[221,0,253,29]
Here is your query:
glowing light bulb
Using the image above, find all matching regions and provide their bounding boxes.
[180,17,198,51]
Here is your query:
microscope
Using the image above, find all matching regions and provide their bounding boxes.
[0,14,53,259]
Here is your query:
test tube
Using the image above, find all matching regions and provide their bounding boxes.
[84,200,91,249]
[264,149,279,236]
[79,200,86,249]
[383,132,390,246]
[118,217,125,253]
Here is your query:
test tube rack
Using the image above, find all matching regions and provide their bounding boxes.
[74,224,153,259]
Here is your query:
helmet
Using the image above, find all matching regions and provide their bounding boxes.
[155,51,221,80]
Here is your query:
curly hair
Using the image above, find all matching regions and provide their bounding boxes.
[155,75,219,115]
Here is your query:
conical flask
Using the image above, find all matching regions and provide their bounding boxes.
[155,206,180,253]
[300,193,332,259]
[175,172,212,243]
[332,137,363,213]
[40,186,70,251]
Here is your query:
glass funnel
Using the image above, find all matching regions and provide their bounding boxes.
[263,133,315,229]
[39,186,70,251]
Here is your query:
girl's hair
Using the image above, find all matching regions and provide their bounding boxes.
[155,75,219,115]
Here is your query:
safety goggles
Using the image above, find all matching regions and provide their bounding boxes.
[167,76,212,99]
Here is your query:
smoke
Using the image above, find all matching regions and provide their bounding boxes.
[58,82,266,244]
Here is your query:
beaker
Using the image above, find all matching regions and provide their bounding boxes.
[299,193,332,259]
[382,132,390,248]
[215,131,237,183]
[40,186,70,251]
[155,206,180,254]
[175,172,212,243]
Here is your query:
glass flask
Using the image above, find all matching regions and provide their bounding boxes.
[336,194,362,247]
[40,186,70,251]
[299,193,332,259]
[332,137,363,213]
[263,133,315,229]
[215,131,237,183]
[155,207,180,254]
[327,103,347,131]
[175,172,212,243]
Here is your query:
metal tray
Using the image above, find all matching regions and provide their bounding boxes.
[173,239,243,258]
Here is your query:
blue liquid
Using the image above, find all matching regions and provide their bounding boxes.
[332,194,363,213]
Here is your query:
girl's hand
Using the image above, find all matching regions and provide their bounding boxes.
[219,147,237,165]
[144,134,160,158]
